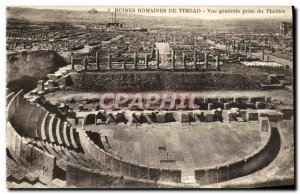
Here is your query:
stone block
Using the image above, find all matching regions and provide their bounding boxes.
[66,163,92,188]
[234,97,249,103]
[224,103,231,110]
[180,113,189,123]
[14,133,22,158]
[207,103,213,110]
[247,111,258,121]
[138,166,149,180]
[97,149,106,165]
[267,112,283,122]
[31,146,55,180]
[37,80,45,92]
[219,97,234,103]
[20,138,29,163]
[156,113,165,123]
[279,107,294,120]
[105,153,113,170]
[112,157,121,172]
[239,110,247,121]
[25,144,34,164]
[91,170,107,188]
[129,163,139,178]
[250,96,266,103]
[205,112,214,122]
[41,152,56,180]
[256,102,266,109]
[260,117,269,131]
[161,169,181,183]
[47,74,60,81]
[149,168,161,182]
[85,114,96,125]
[206,97,219,103]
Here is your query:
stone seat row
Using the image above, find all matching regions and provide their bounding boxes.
[38,141,104,170]
[10,103,81,151]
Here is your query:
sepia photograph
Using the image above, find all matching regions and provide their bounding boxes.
[5,6,295,189]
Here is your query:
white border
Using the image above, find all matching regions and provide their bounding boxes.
[0,0,299,193]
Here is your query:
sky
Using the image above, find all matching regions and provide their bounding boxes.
[25,6,293,20]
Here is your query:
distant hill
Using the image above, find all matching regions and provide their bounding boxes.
[6,7,288,32]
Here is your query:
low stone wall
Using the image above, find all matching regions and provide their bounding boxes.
[195,126,281,185]
[82,108,283,126]
[66,163,161,188]
[68,71,268,91]
[7,122,56,181]
[78,129,181,183]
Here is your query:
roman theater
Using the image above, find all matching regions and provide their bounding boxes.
[6,7,294,188]
[6,47,294,188]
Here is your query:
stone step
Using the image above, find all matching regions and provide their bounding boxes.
[181,168,196,184]
[182,176,195,180]
[7,181,19,188]
[18,181,34,188]
[32,182,47,188]
[48,178,66,188]
[181,179,196,184]
[181,171,194,175]
[181,170,195,176]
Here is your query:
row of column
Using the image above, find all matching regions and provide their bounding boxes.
[225,41,268,62]
[71,52,149,70]
[71,50,220,70]
[225,41,252,58]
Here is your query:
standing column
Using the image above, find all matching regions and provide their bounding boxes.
[193,49,197,68]
[156,49,160,69]
[248,43,252,59]
[233,40,237,52]
[204,53,208,69]
[108,54,111,70]
[133,52,137,70]
[144,54,148,69]
[171,50,175,69]
[244,43,247,55]
[122,61,126,70]
[182,53,186,69]
[216,55,220,71]
[37,80,45,92]
[262,48,265,61]
[96,51,99,70]
[239,43,243,53]
[83,58,88,70]
[151,48,155,58]
[71,56,74,70]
